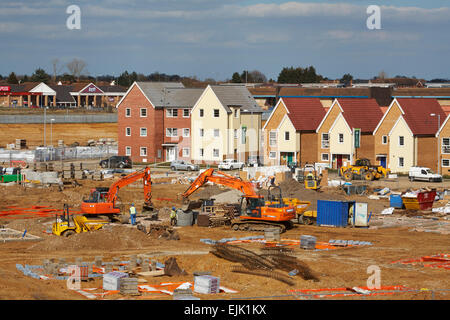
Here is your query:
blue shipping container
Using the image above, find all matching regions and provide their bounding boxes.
[389,195,404,208]
[317,200,355,227]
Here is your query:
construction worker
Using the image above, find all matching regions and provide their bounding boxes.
[129,203,137,226]
[170,206,177,226]
[269,175,276,186]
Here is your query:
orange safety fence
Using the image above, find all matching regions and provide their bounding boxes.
[391,254,450,270]
[0,206,82,220]
[289,285,413,298]
[226,238,364,250]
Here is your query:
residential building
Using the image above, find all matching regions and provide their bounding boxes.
[436,114,450,175]
[316,98,383,169]
[190,85,263,164]
[262,98,326,166]
[373,98,445,173]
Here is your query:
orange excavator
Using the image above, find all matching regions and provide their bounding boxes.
[81,167,155,221]
[181,168,296,232]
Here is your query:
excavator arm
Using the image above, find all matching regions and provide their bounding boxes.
[107,167,152,207]
[182,168,258,199]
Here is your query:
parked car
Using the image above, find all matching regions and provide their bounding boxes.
[170,160,199,171]
[218,159,245,170]
[99,156,132,169]
[246,155,262,167]
[408,166,442,182]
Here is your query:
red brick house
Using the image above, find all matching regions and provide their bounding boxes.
[117,81,202,163]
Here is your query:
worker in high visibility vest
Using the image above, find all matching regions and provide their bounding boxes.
[129,203,137,225]
[170,206,177,226]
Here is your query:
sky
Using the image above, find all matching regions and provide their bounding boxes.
[0,0,449,81]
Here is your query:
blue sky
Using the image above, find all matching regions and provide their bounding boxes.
[0,0,449,81]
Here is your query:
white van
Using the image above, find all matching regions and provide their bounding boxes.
[408,167,442,182]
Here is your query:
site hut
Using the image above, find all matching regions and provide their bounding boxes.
[117,81,204,163]
[262,97,326,166]
[373,98,446,174]
[315,98,383,170]
[190,84,263,165]
[435,114,450,176]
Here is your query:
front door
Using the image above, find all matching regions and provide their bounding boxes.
[336,154,343,169]
[287,153,293,164]
[380,156,387,168]
[167,147,176,161]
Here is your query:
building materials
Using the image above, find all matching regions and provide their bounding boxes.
[300,235,317,250]
[265,228,281,241]
[194,275,220,294]
[120,277,140,295]
[0,228,41,241]
[103,271,128,291]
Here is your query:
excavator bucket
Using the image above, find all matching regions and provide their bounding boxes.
[142,202,158,220]
[181,200,202,212]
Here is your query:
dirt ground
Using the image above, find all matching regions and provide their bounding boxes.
[0,176,449,300]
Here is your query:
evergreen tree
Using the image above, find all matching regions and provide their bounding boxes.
[7,72,19,84]
[31,68,51,83]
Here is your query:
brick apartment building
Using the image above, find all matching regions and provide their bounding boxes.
[116,81,203,163]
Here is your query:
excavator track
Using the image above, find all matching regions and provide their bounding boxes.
[231,219,292,233]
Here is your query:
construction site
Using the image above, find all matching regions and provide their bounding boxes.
[0,159,449,301]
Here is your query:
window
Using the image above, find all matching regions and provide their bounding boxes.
[442,138,450,154]
[213,149,219,157]
[183,128,190,137]
[269,131,277,146]
[140,147,147,156]
[167,109,178,117]
[285,131,290,141]
[125,108,131,117]
[321,153,329,161]
[125,146,131,156]
[199,128,204,137]
[199,148,204,157]
[399,136,404,146]
[214,129,220,137]
[166,128,177,137]
[398,157,404,167]
[182,148,190,157]
[234,129,238,139]
[157,149,162,158]
[338,133,344,143]
[183,109,190,118]
[140,108,147,117]
[241,127,247,144]
[382,135,388,144]
[213,109,220,117]
[234,109,239,118]
[269,151,277,159]
[125,127,131,136]
[321,133,329,148]
[442,159,450,167]
[199,109,204,117]
[140,128,147,137]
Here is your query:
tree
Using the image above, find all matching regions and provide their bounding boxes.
[117,71,131,87]
[7,72,18,84]
[248,70,267,83]
[277,66,323,84]
[51,58,63,82]
[340,73,353,84]
[231,72,242,83]
[66,58,87,80]
[59,73,76,83]
[31,68,51,83]
[378,70,387,80]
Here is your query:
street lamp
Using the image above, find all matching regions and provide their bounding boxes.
[50,118,55,147]
[430,113,441,175]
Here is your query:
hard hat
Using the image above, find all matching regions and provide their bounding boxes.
[172,206,175,210]
[131,203,135,206]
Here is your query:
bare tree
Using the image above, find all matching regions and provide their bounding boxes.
[51,58,64,82]
[249,70,267,83]
[66,58,87,80]
[378,70,387,80]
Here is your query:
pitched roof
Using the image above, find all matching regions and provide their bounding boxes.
[163,88,204,108]
[394,87,450,97]
[98,85,127,93]
[209,85,262,113]
[282,98,326,131]
[135,82,185,107]
[396,98,446,135]
[279,87,370,98]
[336,98,384,133]
[49,85,75,103]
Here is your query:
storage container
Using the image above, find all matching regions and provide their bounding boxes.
[352,202,369,227]
[389,194,404,208]
[402,190,436,211]
[103,271,128,291]
[317,200,354,227]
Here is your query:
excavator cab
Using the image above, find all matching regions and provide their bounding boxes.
[241,196,265,218]
[85,187,110,203]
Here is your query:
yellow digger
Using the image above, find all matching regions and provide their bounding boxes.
[340,158,390,182]
[52,204,109,237]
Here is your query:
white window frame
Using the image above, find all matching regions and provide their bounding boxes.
[399,136,405,147]
[140,127,147,137]
[442,159,450,167]
[234,109,239,118]
[140,108,147,117]
[182,148,190,157]
[125,108,131,117]
[214,129,220,137]
[338,133,344,144]
[166,108,178,118]
[199,109,204,117]
[183,109,190,118]
[321,133,329,149]
[213,149,219,158]
[321,153,329,161]
[285,131,290,141]
[125,146,131,156]
[234,129,238,139]
[442,137,450,154]
[269,131,277,147]
[166,128,177,137]
[382,135,388,144]
[199,148,204,157]
[183,128,190,137]
[199,128,204,137]
[269,151,277,159]
[398,157,404,168]
[213,109,220,118]
[125,127,131,137]
[140,147,147,157]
